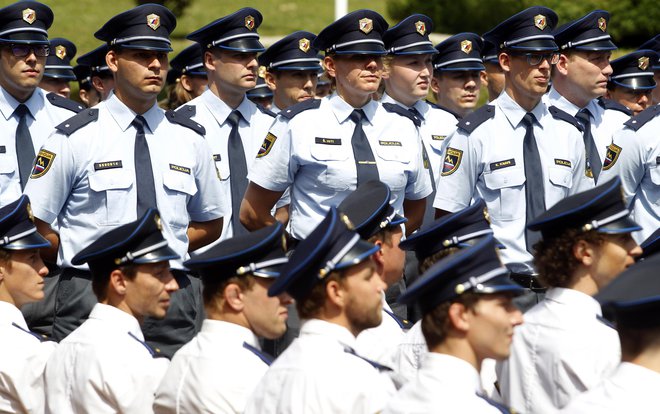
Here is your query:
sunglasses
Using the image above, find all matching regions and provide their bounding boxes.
[4,43,50,57]
[510,52,560,66]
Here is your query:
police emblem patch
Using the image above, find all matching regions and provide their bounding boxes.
[146,14,160,30]
[359,18,373,34]
[257,133,277,158]
[441,147,463,176]
[55,45,66,60]
[22,8,36,24]
[534,14,547,30]
[415,21,426,36]
[30,149,56,178]
[597,17,607,32]
[299,38,311,53]
[460,40,472,54]
[245,15,255,30]
[602,143,622,170]
[638,56,650,71]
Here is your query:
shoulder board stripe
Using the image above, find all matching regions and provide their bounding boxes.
[55,109,99,136]
[47,92,85,113]
[549,105,582,131]
[457,105,495,133]
[624,105,660,131]
[278,98,321,120]
[382,102,421,127]
[166,109,206,135]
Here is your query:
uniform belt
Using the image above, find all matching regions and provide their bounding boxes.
[509,272,546,293]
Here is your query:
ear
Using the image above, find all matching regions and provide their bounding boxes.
[324,56,337,79]
[480,70,489,86]
[430,75,441,95]
[555,53,570,76]
[447,302,471,333]
[106,49,119,74]
[573,239,596,266]
[91,76,106,94]
[179,75,194,93]
[325,279,345,308]
[78,89,91,106]
[109,269,128,296]
[264,71,277,90]
[499,52,512,74]
[223,283,245,312]
[371,240,386,275]
[204,50,216,72]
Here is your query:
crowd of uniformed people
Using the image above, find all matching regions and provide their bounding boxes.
[0,0,658,412]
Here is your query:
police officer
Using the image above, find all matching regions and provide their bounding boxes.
[24,4,227,356]
[260,31,323,113]
[44,209,179,413]
[0,195,56,413]
[431,32,485,119]
[246,76,274,109]
[154,223,292,413]
[245,207,396,413]
[549,10,631,182]
[599,102,660,243]
[497,177,643,413]
[434,6,593,272]
[38,37,76,99]
[164,43,207,110]
[639,35,660,104]
[606,49,658,116]
[480,40,505,102]
[73,64,101,107]
[385,236,524,413]
[0,1,83,208]
[241,9,432,240]
[76,44,114,103]
[183,8,277,240]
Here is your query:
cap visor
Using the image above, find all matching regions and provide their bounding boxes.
[573,39,617,51]
[597,216,642,234]
[507,39,558,52]
[118,42,173,52]
[335,43,387,55]
[476,274,527,296]
[219,38,265,53]
[43,69,76,80]
[612,77,656,90]
[436,63,485,71]
[392,45,438,55]
[2,232,51,250]
[133,245,179,264]
[335,239,380,271]
[0,33,49,45]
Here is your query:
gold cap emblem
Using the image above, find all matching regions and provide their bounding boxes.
[483,207,491,224]
[597,17,607,32]
[299,38,310,53]
[146,14,160,31]
[22,8,36,24]
[639,56,650,70]
[154,213,162,231]
[340,213,354,230]
[55,45,66,60]
[460,40,473,54]
[245,15,255,30]
[27,203,34,222]
[258,65,267,78]
[415,21,426,36]
[534,14,547,30]
[359,18,373,34]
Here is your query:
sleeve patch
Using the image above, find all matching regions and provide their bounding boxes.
[441,147,463,176]
[30,149,56,178]
[257,133,278,158]
[602,144,622,170]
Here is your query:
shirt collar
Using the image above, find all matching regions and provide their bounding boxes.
[200,319,261,348]
[88,303,144,339]
[0,301,29,329]
[0,86,45,121]
[380,92,427,119]
[545,287,603,316]
[201,89,253,126]
[423,353,483,393]
[105,91,163,133]
[300,318,357,349]
[547,87,581,116]
[328,92,378,125]
[496,90,546,130]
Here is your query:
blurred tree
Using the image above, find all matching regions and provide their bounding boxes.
[136,0,193,17]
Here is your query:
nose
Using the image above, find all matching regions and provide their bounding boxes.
[511,308,524,327]
[36,254,49,278]
[630,243,643,259]
[602,63,613,77]
[164,271,180,292]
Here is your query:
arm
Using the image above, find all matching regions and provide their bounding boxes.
[240,183,285,231]
[34,219,60,263]
[402,198,426,236]
[187,218,223,252]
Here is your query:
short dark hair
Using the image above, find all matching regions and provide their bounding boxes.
[422,292,480,349]
[296,270,345,319]
[91,264,137,301]
[202,274,256,309]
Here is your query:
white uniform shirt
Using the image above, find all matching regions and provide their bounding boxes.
[245,319,397,414]
[44,303,169,413]
[248,93,432,239]
[181,90,275,240]
[497,288,620,413]
[153,320,270,414]
[545,87,629,168]
[598,108,660,242]
[0,301,56,413]
[384,353,509,414]
[434,92,593,265]
[24,92,227,269]
[0,87,81,207]
[355,294,406,367]
[561,362,660,414]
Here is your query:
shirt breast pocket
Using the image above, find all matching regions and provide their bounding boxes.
[375,144,410,193]
[88,169,133,226]
[648,165,660,205]
[162,170,198,228]
[483,168,526,221]
[309,143,351,191]
[547,166,573,206]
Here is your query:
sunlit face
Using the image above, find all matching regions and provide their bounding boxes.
[380,226,406,287]
[327,54,383,101]
[0,45,46,99]
[268,70,318,109]
[341,257,385,335]
[502,52,553,104]
[0,248,49,308]
[124,261,179,321]
[432,70,481,115]
[208,49,258,93]
[384,54,433,105]
[242,277,293,340]
[465,293,523,362]
[564,51,612,100]
[110,48,168,102]
[39,77,71,98]
[607,86,654,116]
[590,232,642,290]
[482,61,505,102]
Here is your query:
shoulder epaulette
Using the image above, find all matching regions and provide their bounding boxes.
[382,102,421,127]
[344,346,393,372]
[255,103,276,118]
[177,104,196,117]
[624,104,660,131]
[598,97,633,116]
[549,105,582,131]
[47,92,85,113]
[278,98,321,120]
[243,342,274,366]
[55,108,99,136]
[165,109,206,135]
[426,100,461,120]
[12,322,52,342]
[457,105,495,133]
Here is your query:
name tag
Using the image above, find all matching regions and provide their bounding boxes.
[0,146,5,153]
[431,135,446,141]
[554,159,572,168]
[94,160,123,171]
[490,159,516,171]
[169,164,191,174]
[379,140,402,147]
[213,154,221,162]
[315,137,341,145]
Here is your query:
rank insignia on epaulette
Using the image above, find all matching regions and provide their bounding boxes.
[598,17,607,32]
[602,143,622,170]
[638,56,650,71]
[257,133,277,158]
[460,40,472,54]
[146,14,160,30]
[245,15,255,30]
[22,8,35,24]
[30,149,56,179]
[299,38,310,53]
[55,45,66,60]
[415,21,426,36]
[359,18,373,34]
[534,14,547,30]
[441,147,462,176]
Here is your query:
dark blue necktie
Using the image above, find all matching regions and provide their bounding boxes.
[521,113,546,253]
[226,110,249,235]
[132,116,157,218]
[575,108,601,181]
[14,104,35,189]
[349,109,379,187]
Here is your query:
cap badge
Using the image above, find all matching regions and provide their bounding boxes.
[639,56,650,70]
[245,15,255,30]
[534,14,547,30]
[22,8,36,24]
[55,45,66,60]
[299,38,311,53]
[460,40,473,54]
[359,18,373,34]
[27,203,34,222]
[455,284,466,294]
[146,14,160,31]
[415,21,426,36]
[340,213,355,230]
[154,213,162,231]
[597,17,607,32]
[258,65,267,78]
[483,207,491,224]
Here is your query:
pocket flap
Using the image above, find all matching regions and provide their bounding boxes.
[548,166,573,188]
[163,170,198,196]
[484,168,525,189]
[88,169,133,192]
